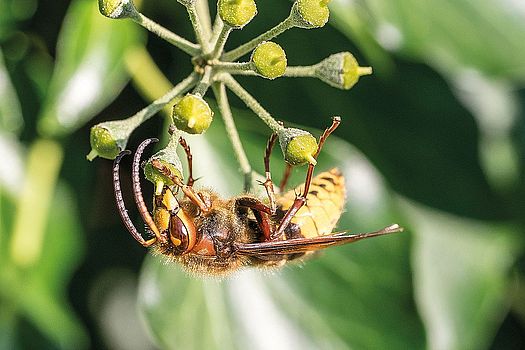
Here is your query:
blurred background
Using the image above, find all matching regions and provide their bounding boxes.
[1,0,525,349]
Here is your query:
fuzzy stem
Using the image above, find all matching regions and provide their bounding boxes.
[195,0,212,39]
[185,3,211,53]
[220,70,258,77]
[219,74,283,133]
[212,61,254,73]
[193,66,213,96]
[284,65,318,78]
[212,83,253,192]
[126,73,198,128]
[209,22,232,59]
[222,16,295,62]
[131,12,200,56]
[210,14,224,45]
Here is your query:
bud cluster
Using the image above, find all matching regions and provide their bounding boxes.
[90,0,371,189]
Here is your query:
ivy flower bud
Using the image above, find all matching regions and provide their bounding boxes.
[98,0,137,19]
[172,94,214,134]
[315,52,372,90]
[251,42,287,80]
[291,0,331,29]
[143,138,184,194]
[277,128,318,166]
[87,120,137,161]
[218,0,257,28]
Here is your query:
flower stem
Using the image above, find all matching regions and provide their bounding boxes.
[185,3,211,53]
[208,22,232,59]
[212,61,254,74]
[126,73,199,128]
[212,83,253,192]
[131,12,200,56]
[222,16,295,62]
[193,66,213,96]
[219,74,283,133]
[284,65,317,77]
[195,0,212,39]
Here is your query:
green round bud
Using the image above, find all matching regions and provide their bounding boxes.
[292,0,331,29]
[87,120,136,161]
[88,125,120,160]
[278,128,318,166]
[315,52,372,90]
[218,0,257,28]
[144,160,183,190]
[251,42,287,80]
[143,137,184,193]
[98,0,137,19]
[172,94,213,134]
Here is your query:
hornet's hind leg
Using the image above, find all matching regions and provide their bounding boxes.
[235,117,341,243]
[261,132,278,214]
[270,117,341,241]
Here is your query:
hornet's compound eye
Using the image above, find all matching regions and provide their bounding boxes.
[169,210,197,254]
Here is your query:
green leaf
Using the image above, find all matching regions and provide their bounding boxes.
[38,0,145,137]
[138,116,424,349]
[0,180,88,349]
[0,0,37,40]
[401,200,521,350]
[0,48,23,134]
[331,0,525,82]
[18,182,87,348]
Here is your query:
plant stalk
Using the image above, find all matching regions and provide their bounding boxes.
[212,83,253,192]
[219,74,283,133]
[284,65,318,77]
[222,16,295,61]
[186,3,211,53]
[131,13,200,56]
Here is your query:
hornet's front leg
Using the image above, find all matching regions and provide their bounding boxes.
[150,159,211,213]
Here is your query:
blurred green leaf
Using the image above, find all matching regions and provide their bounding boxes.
[332,0,525,82]
[0,48,23,133]
[0,181,87,349]
[20,182,87,348]
[138,116,424,349]
[402,200,521,350]
[38,0,145,137]
[0,0,37,41]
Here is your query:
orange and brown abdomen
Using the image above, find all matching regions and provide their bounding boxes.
[276,168,346,238]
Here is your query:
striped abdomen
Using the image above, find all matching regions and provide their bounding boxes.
[276,168,346,238]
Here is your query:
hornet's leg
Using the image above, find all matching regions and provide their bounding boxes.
[261,132,278,214]
[150,159,211,213]
[236,197,273,241]
[270,116,341,241]
[279,163,293,192]
[178,136,196,187]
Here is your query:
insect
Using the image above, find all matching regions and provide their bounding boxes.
[113,117,403,276]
